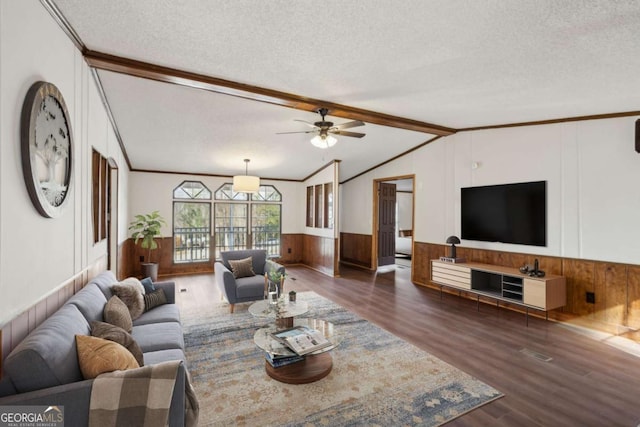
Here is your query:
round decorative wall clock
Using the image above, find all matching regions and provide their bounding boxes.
[21,81,73,218]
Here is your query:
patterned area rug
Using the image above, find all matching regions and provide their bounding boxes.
[183,292,502,426]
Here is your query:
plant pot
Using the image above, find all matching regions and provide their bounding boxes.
[141,262,159,282]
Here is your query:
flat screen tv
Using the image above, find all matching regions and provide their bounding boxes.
[461,181,546,247]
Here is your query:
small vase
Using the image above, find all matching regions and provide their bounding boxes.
[267,280,279,305]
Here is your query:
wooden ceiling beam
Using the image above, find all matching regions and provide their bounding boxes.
[84,50,456,136]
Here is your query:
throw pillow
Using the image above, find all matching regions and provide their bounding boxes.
[228,256,255,279]
[120,277,146,294]
[143,288,167,312]
[111,283,145,320]
[103,295,133,333]
[90,321,144,366]
[76,335,139,380]
[140,277,155,293]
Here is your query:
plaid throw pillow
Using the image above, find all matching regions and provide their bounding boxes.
[228,256,255,279]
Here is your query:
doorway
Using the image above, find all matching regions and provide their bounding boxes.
[373,176,415,270]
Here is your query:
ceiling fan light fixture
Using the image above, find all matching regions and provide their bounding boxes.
[311,133,337,149]
[232,159,260,193]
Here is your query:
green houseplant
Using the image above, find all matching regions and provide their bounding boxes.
[129,210,166,281]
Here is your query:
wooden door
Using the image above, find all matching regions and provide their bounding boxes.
[378,182,396,266]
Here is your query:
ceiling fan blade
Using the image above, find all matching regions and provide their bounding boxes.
[276,130,317,135]
[293,119,319,129]
[333,120,365,130]
[331,130,366,138]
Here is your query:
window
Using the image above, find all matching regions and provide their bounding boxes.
[214,184,282,259]
[173,181,211,263]
[92,149,108,243]
[305,182,333,229]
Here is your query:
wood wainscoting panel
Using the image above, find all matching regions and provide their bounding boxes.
[562,258,596,316]
[302,235,335,276]
[118,238,135,279]
[0,256,107,378]
[413,241,640,334]
[628,265,640,329]
[278,234,304,265]
[340,232,372,268]
[125,234,305,278]
[594,262,628,327]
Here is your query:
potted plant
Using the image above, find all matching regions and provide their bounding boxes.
[129,210,166,281]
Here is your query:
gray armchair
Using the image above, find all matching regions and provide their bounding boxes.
[214,249,285,313]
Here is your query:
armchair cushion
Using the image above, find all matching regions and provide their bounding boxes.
[221,250,267,275]
[228,256,255,278]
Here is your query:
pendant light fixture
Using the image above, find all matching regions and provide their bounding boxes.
[232,159,260,193]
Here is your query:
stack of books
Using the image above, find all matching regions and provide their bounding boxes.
[264,325,332,368]
[265,352,304,368]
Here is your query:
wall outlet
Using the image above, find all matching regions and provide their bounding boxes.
[139,255,144,262]
[586,291,595,304]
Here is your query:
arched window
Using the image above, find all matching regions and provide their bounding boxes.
[173,181,211,263]
[213,184,282,259]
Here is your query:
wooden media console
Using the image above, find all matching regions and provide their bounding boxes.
[431,260,566,324]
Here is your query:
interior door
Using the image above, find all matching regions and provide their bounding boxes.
[378,182,396,266]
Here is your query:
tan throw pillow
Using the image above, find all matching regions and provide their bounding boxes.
[111,283,145,320]
[90,321,144,366]
[104,295,133,333]
[143,288,167,312]
[228,256,255,279]
[76,335,139,380]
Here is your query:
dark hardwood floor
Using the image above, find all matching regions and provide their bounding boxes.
[168,263,640,426]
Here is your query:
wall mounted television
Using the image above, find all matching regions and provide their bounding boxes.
[461,180,547,247]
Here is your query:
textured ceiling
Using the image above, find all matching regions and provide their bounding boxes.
[51,0,640,180]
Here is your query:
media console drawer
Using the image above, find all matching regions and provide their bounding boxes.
[431,261,471,290]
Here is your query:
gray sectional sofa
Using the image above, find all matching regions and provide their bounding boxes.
[0,271,188,427]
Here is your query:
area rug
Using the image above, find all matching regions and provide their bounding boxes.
[182,292,502,426]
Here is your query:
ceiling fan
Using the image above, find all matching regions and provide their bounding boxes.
[278,108,365,149]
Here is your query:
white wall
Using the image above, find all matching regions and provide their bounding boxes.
[341,116,640,265]
[128,172,304,237]
[0,1,128,326]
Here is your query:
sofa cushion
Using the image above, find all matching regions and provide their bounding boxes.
[104,296,133,333]
[111,283,145,320]
[228,256,255,279]
[143,349,187,366]
[132,322,184,353]
[221,249,267,275]
[76,335,139,379]
[133,303,181,327]
[143,288,167,312]
[90,321,144,366]
[88,270,118,300]
[3,304,89,393]
[66,283,108,322]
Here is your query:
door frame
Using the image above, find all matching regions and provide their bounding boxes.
[107,158,119,277]
[371,174,415,270]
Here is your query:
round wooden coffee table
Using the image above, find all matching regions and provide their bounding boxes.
[253,318,338,384]
[265,352,332,384]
